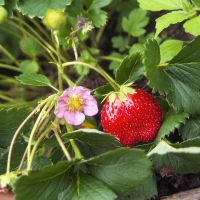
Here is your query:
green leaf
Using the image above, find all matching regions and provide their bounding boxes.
[18,0,72,18]
[160,40,183,63]
[122,8,149,37]
[138,0,188,11]
[1,0,17,16]
[179,116,200,139]
[149,139,200,173]
[108,52,124,74]
[13,160,78,200]
[19,60,39,74]
[192,0,200,7]
[117,173,157,200]
[0,141,27,174]
[0,108,32,148]
[63,129,118,145]
[155,108,189,141]
[59,172,117,200]
[115,52,144,85]
[144,40,169,94]
[155,10,195,38]
[145,37,200,114]
[16,73,52,87]
[184,15,200,36]
[83,0,112,9]
[19,37,41,57]
[0,23,19,58]
[65,0,112,27]
[86,148,152,195]
[76,49,98,75]
[94,83,113,105]
[129,43,145,54]
[111,36,129,52]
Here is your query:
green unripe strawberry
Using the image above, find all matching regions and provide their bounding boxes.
[101,88,162,146]
[43,9,66,30]
[0,7,8,24]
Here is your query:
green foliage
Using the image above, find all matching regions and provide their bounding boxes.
[122,8,149,37]
[18,0,72,18]
[138,0,199,37]
[112,36,129,52]
[0,23,19,57]
[155,10,195,38]
[15,73,52,87]
[183,15,200,36]
[160,39,183,63]
[138,0,191,11]
[2,0,200,198]
[115,52,144,85]
[65,0,113,27]
[63,129,118,145]
[179,116,200,139]
[59,172,117,200]
[19,60,39,74]
[0,0,17,16]
[0,108,32,148]
[117,174,157,200]
[155,108,189,141]
[0,141,27,174]
[86,148,152,195]
[145,37,200,114]
[192,0,200,7]
[19,37,41,57]
[149,139,200,173]
[76,49,98,75]
[13,160,77,200]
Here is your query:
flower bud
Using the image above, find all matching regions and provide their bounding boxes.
[0,7,8,24]
[43,9,66,30]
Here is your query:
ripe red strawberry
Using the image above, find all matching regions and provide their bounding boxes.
[101,88,162,146]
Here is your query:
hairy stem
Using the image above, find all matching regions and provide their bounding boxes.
[27,95,56,169]
[6,99,48,173]
[53,127,72,161]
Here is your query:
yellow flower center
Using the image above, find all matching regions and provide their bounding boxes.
[67,95,84,112]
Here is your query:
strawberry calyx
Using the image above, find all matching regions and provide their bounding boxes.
[105,85,136,104]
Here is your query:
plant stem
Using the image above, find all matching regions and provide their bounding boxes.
[0,94,17,102]
[28,127,52,170]
[98,56,123,63]
[62,74,74,87]
[6,99,47,173]
[0,63,21,72]
[66,124,82,159]
[27,95,55,169]
[62,61,119,91]
[18,147,28,171]
[0,45,20,66]
[0,99,39,109]
[0,26,22,38]
[69,139,82,159]
[6,20,58,62]
[53,34,63,91]
[31,18,52,43]
[53,127,72,161]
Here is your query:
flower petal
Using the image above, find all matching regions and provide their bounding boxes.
[64,111,85,125]
[83,99,98,116]
[54,102,68,118]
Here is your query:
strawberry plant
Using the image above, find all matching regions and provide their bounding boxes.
[1,0,200,199]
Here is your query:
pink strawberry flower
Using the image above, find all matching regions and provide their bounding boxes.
[54,86,98,125]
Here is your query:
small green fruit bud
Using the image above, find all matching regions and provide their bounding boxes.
[0,6,8,23]
[43,9,66,30]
